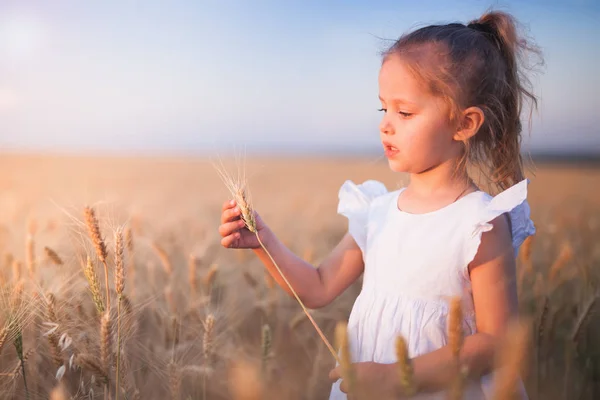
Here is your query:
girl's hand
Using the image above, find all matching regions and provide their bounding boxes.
[329,362,399,399]
[218,199,267,249]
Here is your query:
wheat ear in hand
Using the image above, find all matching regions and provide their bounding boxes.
[225,180,341,365]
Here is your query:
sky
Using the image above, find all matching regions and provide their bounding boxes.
[0,0,599,156]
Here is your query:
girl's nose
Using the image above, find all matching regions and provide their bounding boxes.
[379,116,394,135]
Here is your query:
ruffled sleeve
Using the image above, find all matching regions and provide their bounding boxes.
[465,179,536,267]
[337,180,388,255]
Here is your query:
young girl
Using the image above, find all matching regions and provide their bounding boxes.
[218,10,539,399]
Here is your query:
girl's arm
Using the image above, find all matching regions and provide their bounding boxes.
[253,229,365,309]
[219,200,365,309]
[330,214,518,395]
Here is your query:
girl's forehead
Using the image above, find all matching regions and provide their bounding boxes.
[378,56,427,102]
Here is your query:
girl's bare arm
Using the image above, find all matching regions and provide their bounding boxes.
[219,199,364,309]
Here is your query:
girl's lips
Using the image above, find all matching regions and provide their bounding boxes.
[383,143,399,158]
[384,147,399,158]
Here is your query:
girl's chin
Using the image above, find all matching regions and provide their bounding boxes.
[387,159,409,173]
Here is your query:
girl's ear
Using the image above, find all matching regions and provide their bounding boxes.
[454,106,485,141]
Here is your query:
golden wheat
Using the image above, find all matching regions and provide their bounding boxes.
[84,206,111,311]
[44,246,64,266]
[395,335,416,396]
[334,321,355,395]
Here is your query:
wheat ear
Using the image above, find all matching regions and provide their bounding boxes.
[44,246,64,266]
[570,292,598,342]
[449,297,463,359]
[100,310,112,400]
[335,322,356,395]
[396,335,416,396]
[84,206,110,311]
[83,256,105,315]
[45,293,64,368]
[261,323,272,376]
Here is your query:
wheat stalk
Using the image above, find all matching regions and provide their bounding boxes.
[0,326,8,355]
[219,172,340,364]
[100,311,112,391]
[261,323,272,377]
[396,335,416,396]
[114,228,125,400]
[570,292,598,343]
[335,321,355,395]
[168,361,181,400]
[84,206,110,311]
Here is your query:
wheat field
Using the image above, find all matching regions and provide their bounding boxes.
[0,154,598,399]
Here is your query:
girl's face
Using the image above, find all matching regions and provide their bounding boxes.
[378,55,462,174]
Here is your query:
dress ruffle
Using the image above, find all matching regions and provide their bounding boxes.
[465,179,536,268]
[337,180,388,255]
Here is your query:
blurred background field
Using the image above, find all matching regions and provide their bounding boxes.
[0,154,599,399]
[1,0,599,398]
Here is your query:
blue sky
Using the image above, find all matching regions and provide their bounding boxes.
[0,0,598,155]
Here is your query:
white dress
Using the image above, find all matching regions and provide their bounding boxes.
[329,179,535,400]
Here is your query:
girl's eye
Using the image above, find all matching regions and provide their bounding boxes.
[399,111,413,117]
[377,108,387,113]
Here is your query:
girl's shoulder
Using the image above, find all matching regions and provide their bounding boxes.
[463,178,535,259]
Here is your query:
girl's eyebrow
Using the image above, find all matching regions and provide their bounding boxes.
[378,95,417,106]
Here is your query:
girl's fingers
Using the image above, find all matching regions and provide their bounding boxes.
[220,232,240,248]
[218,220,245,237]
[221,206,241,224]
[222,199,237,211]
[328,367,341,382]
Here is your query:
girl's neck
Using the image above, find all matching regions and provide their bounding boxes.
[407,159,474,198]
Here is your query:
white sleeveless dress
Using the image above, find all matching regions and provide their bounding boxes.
[329,179,535,400]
